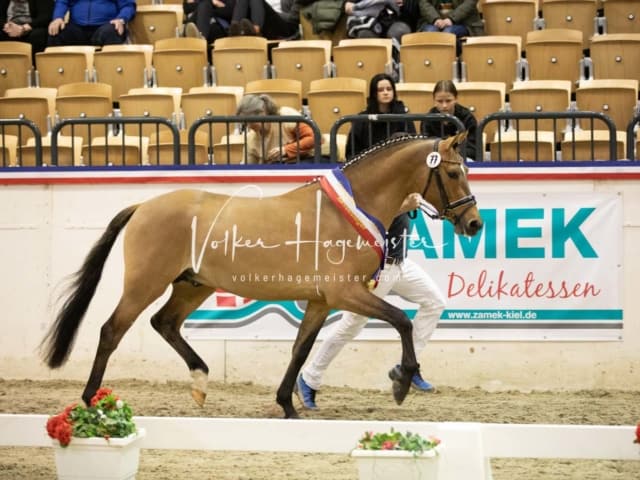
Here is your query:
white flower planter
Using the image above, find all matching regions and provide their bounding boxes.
[351,447,441,480]
[52,428,145,480]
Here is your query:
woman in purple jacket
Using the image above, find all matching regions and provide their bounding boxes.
[48,0,136,46]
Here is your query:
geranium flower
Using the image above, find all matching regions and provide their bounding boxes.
[46,388,136,447]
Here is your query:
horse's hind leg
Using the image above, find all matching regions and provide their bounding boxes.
[277,300,330,419]
[150,281,215,407]
[82,284,170,405]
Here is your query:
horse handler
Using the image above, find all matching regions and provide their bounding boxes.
[296,192,446,409]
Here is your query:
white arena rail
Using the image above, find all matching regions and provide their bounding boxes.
[1,414,638,480]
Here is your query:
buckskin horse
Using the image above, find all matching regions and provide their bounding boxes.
[41,133,482,419]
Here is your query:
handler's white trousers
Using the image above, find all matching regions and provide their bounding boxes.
[301,258,446,390]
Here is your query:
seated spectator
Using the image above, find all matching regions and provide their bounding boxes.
[345,0,411,42]
[417,0,484,53]
[182,0,235,42]
[0,0,53,62]
[346,72,415,158]
[420,79,477,161]
[230,0,299,39]
[235,93,316,164]
[48,0,136,47]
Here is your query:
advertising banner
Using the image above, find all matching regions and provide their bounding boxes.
[184,192,623,341]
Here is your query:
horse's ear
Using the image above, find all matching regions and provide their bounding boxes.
[440,131,468,151]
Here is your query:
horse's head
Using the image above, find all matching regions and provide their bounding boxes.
[420,132,483,236]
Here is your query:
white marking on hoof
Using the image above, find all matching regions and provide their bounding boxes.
[190,369,208,407]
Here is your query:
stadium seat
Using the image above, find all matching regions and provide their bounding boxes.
[34,46,96,88]
[508,80,572,137]
[181,85,244,145]
[523,29,585,89]
[540,0,598,48]
[0,42,33,96]
[575,79,639,132]
[153,37,209,91]
[490,129,556,161]
[306,77,367,136]
[460,35,523,88]
[601,0,640,33]
[210,36,270,87]
[332,38,394,83]
[481,0,539,45]
[589,33,640,81]
[93,45,154,99]
[560,129,627,161]
[128,5,183,44]
[270,40,333,99]
[245,78,303,111]
[399,32,457,83]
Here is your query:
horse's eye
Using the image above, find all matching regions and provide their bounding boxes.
[447,171,459,179]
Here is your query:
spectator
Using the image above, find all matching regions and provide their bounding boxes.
[345,0,411,42]
[0,0,53,61]
[421,79,477,161]
[48,0,136,46]
[418,0,484,54]
[235,93,316,164]
[230,0,299,39]
[182,0,235,42]
[345,72,415,158]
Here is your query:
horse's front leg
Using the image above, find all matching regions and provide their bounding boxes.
[276,300,330,419]
[331,286,418,406]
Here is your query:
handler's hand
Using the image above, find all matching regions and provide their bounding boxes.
[48,18,65,36]
[399,193,422,214]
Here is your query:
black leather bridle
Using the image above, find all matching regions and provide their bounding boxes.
[419,140,477,227]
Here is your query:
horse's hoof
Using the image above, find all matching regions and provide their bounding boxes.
[284,409,300,419]
[392,379,410,405]
[191,388,206,407]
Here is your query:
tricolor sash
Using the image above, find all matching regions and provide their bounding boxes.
[319,169,386,270]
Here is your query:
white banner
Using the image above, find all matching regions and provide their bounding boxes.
[184,192,623,341]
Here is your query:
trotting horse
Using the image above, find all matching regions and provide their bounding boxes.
[41,133,482,419]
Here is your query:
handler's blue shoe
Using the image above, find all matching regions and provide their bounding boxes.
[388,365,436,392]
[295,374,318,409]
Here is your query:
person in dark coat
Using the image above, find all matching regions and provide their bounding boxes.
[345,72,416,159]
[0,0,53,62]
[420,79,478,161]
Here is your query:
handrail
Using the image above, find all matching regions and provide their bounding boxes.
[187,115,324,165]
[0,118,42,167]
[478,111,618,162]
[328,113,466,161]
[50,117,180,166]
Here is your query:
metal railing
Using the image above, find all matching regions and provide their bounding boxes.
[50,117,180,166]
[2,111,637,167]
[329,113,466,161]
[478,111,619,162]
[187,115,324,165]
[0,118,42,167]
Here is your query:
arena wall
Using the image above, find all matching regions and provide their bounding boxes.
[1,165,639,392]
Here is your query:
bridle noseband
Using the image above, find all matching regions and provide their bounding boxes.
[420,140,477,226]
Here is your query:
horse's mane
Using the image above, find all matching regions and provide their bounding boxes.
[304,134,434,187]
[341,133,432,170]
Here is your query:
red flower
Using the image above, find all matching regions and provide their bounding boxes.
[46,412,74,446]
[90,387,114,407]
[381,440,397,450]
[634,422,640,444]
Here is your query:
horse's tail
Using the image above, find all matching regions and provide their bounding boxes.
[41,205,139,368]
